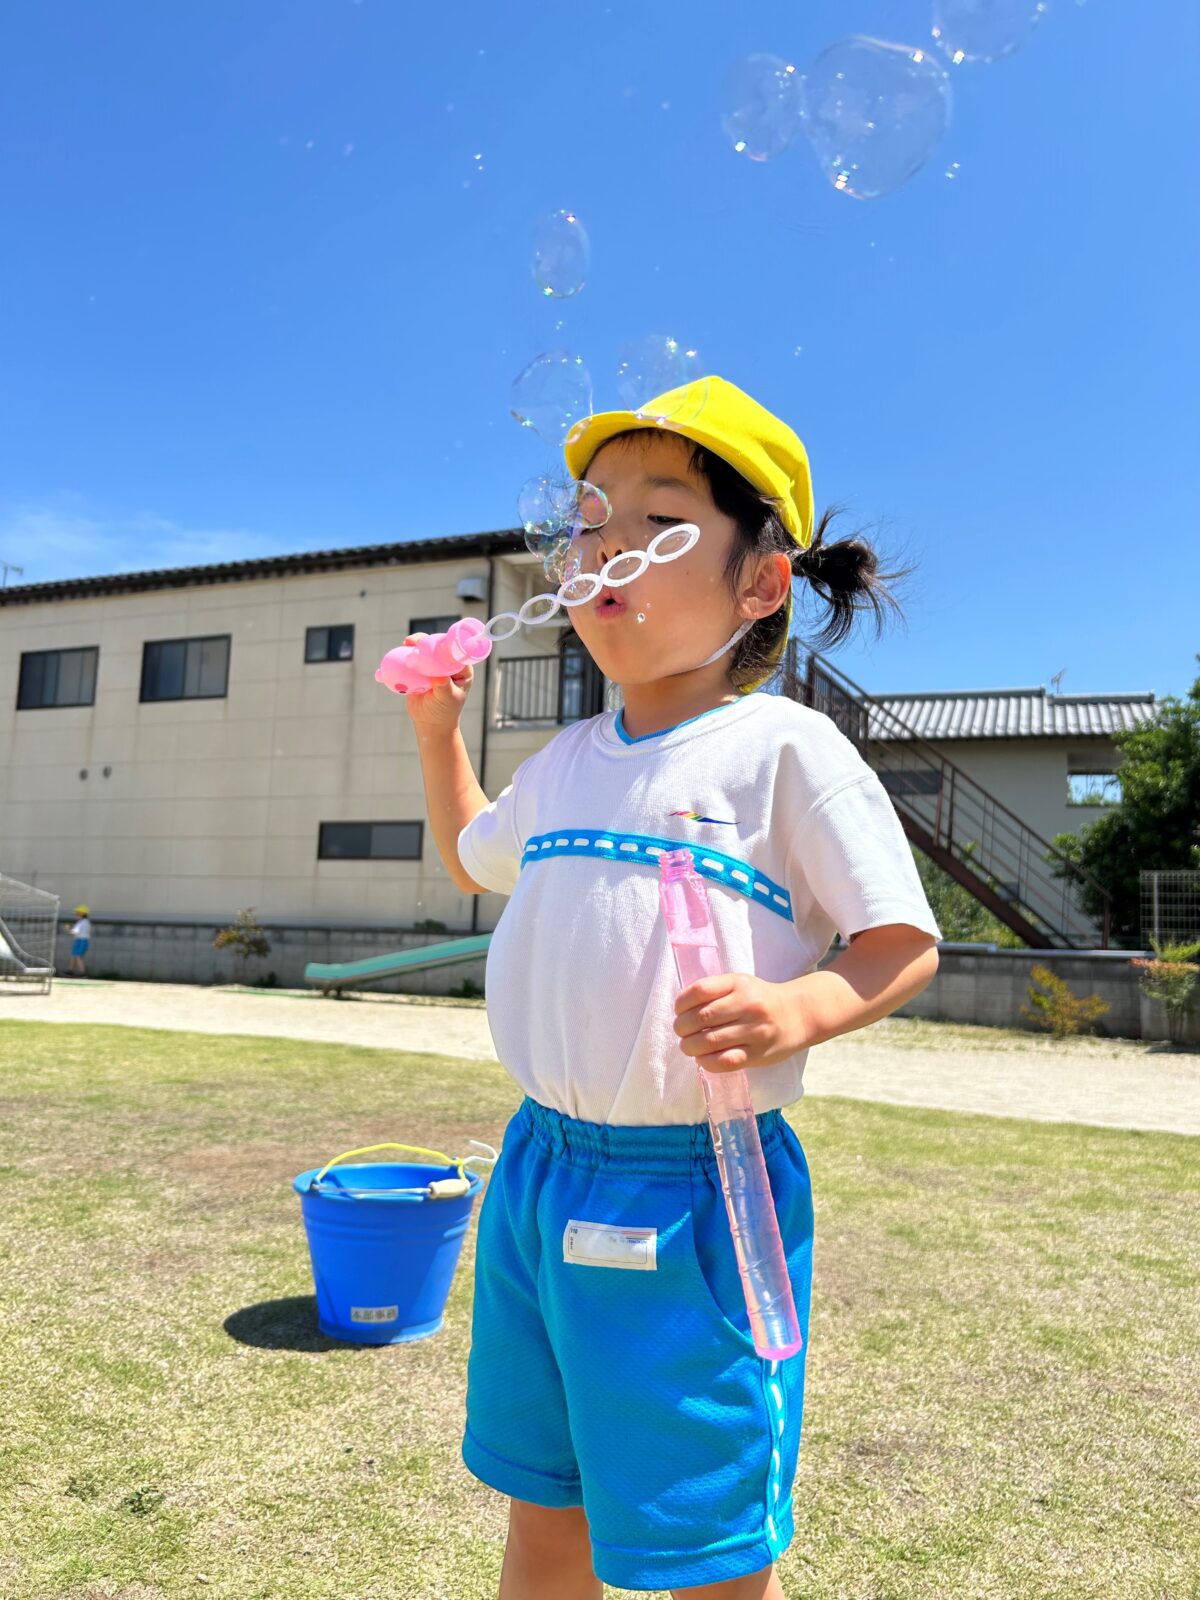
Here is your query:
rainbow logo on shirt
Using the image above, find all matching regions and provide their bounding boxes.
[669,809,737,826]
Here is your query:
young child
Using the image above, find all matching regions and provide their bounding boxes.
[404,376,941,1599]
[65,905,91,977]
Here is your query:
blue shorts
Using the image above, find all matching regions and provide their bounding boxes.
[71,939,89,958]
[462,1095,814,1592]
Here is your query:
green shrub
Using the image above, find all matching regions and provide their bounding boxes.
[1130,938,1200,1044]
[1021,964,1111,1038]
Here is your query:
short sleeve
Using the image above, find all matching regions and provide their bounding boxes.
[457,777,524,896]
[789,771,943,945]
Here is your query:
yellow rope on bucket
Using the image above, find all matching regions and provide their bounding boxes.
[312,1142,467,1187]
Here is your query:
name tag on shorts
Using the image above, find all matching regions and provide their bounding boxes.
[563,1219,658,1271]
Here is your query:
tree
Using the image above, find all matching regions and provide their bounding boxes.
[212,907,271,986]
[912,843,1026,947]
[1050,655,1200,947]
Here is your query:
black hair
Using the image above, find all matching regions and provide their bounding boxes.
[590,429,911,693]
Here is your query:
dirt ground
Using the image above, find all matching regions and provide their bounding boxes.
[3,977,1197,1135]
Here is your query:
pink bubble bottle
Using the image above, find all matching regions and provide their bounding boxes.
[375,619,493,695]
[658,846,803,1361]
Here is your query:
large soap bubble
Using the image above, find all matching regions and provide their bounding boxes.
[510,351,594,447]
[615,336,703,413]
[532,209,590,298]
[932,0,1048,64]
[721,53,804,161]
[800,36,952,200]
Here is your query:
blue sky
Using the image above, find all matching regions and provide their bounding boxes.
[1,0,1196,698]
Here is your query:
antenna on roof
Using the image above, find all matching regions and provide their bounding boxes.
[0,558,23,588]
[1049,668,1067,694]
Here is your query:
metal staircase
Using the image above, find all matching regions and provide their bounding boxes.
[782,645,1112,949]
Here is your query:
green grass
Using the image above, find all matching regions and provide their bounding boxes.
[0,1020,1196,1600]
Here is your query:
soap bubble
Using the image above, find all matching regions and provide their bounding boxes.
[800,36,952,200]
[932,0,1048,64]
[615,336,704,413]
[518,475,611,555]
[510,351,594,447]
[532,209,590,298]
[721,53,804,161]
[518,474,577,545]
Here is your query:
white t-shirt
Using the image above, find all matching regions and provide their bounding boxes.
[70,918,91,941]
[458,694,941,1126]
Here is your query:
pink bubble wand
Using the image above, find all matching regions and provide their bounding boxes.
[375,517,703,694]
[658,846,803,1361]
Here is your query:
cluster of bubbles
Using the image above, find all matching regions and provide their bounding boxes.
[517,474,609,585]
[505,467,698,629]
[721,0,1055,198]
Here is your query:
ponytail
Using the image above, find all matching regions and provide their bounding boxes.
[786,504,910,654]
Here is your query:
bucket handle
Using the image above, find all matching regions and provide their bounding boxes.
[311,1142,466,1188]
[312,1139,499,1190]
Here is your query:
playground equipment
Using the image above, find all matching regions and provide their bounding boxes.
[304,933,492,995]
[0,874,60,993]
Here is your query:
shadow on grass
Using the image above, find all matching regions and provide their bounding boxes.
[224,1295,377,1353]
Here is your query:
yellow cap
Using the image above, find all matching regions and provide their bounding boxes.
[74,905,89,916]
[563,374,814,691]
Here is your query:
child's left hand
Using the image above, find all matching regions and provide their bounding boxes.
[672,972,813,1074]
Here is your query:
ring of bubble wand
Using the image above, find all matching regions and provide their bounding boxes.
[375,477,713,693]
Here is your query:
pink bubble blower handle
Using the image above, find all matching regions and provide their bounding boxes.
[658,847,803,1362]
[375,619,493,694]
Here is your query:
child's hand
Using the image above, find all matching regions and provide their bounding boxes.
[672,973,814,1073]
[396,635,474,734]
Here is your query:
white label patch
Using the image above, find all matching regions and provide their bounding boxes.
[350,1305,399,1323]
[563,1219,658,1271]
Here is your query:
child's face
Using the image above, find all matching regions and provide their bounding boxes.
[566,431,744,687]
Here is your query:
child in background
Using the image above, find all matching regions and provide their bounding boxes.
[401,377,941,1599]
[65,905,91,977]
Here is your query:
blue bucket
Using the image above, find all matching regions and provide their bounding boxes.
[292,1140,496,1345]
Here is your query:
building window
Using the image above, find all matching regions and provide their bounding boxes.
[318,821,423,860]
[408,614,460,636]
[878,768,943,797]
[140,636,230,703]
[1067,773,1121,807]
[305,624,355,663]
[17,647,99,710]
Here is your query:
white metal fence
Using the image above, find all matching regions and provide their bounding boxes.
[1140,869,1200,949]
[0,873,61,992]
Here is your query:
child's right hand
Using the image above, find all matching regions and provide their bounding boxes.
[394,634,474,733]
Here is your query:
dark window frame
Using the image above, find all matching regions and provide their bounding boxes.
[305,623,355,664]
[318,820,424,861]
[16,646,99,710]
[139,634,231,703]
[408,614,462,636]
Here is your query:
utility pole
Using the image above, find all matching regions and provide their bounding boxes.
[0,559,23,588]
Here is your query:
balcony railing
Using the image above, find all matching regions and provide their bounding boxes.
[491,652,614,727]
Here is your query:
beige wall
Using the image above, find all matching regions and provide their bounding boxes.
[0,551,561,928]
[1,548,1124,938]
[918,736,1123,850]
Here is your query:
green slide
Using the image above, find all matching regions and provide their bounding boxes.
[304,933,492,995]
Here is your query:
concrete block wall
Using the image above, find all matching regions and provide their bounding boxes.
[75,917,487,996]
[50,923,1197,1043]
[885,945,1196,1043]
